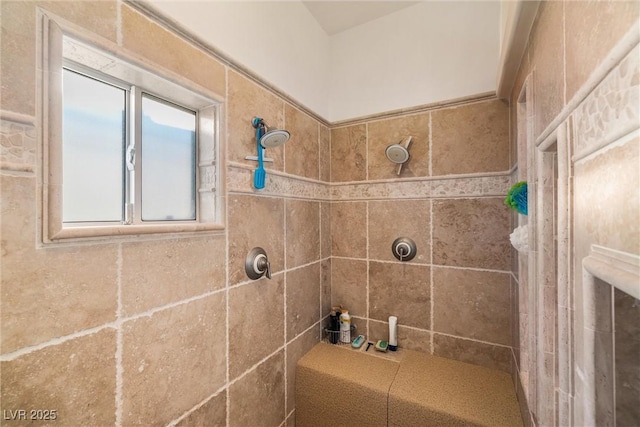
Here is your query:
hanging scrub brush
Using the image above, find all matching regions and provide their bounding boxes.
[505,181,528,215]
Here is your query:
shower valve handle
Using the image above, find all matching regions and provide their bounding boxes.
[245,247,272,280]
[256,255,271,280]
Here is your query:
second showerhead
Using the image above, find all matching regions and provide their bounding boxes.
[252,117,290,148]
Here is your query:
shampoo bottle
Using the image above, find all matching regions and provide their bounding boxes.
[388,316,398,351]
[340,309,351,343]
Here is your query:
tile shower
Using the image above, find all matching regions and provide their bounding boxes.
[1,1,638,427]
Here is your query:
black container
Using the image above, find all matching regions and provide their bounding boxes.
[329,310,340,344]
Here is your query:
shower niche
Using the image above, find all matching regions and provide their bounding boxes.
[582,246,640,426]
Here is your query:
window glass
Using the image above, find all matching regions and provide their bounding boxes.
[141,94,197,221]
[62,69,125,222]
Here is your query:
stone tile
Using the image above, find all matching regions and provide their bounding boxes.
[367,112,430,179]
[228,194,284,285]
[175,391,226,427]
[330,201,366,258]
[574,138,639,262]
[1,0,36,115]
[319,124,331,182]
[330,125,367,182]
[287,411,296,427]
[285,199,320,268]
[227,70,285,170]
[321,259,332,318]
[369,262,431,329]
[320,202,331,259]
[614,289,640,426]
[229,274,285,379]
[286,263,321,341]
[1,119,37,172]
[529,1,564,138]
[351,316,368,340]
[330,258,367,318]
[121,235,226,316]
[565,1,639,102]
[433,267,512,346]
[367,319,431,353]
[229,350,286,427]
[432,198,511,270]
[284,104,319,179]
[572,46,639,159]
[1,329,116,425]
[121,293,226,426]
[0,175,118,353]
[431,99,509,176]
[121,4,225,96]
[433,333,512,373]
[285,326,320,413]
[367,319,388,342]
[1,1,118,116]
[397,325,432,354]
[368,200,430,264]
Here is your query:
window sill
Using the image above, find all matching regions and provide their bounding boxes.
[45,222,225,244]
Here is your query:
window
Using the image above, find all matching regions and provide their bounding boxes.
[42,14,223,242]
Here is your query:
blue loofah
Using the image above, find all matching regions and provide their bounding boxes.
[505,181,528,215]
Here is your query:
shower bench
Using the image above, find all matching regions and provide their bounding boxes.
[295,342,523,427]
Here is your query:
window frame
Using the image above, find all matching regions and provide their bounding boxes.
[40,11,225,243]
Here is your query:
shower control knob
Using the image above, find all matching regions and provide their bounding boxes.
[392,237,417,262]
[245,247,272,280]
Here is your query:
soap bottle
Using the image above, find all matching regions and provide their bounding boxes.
[388,316,398,351]
[340,309,351,343]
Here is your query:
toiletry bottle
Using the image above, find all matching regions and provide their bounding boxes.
[340,309,351,343]
[329,310,340,344]
[388,316,398,351]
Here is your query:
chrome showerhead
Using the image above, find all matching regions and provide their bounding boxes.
[260,129,290,148]
[385,144,410,164]
[252,117,290,148]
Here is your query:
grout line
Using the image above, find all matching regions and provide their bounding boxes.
[330,256,513,275]
[283,197,288,415]
[224,66,231,425]
[428,112,433,177]
[365,201,370,336]
[0,322,118,362]
[227,318,322,391]
[1,288,230,362]
[429,199,434,354]
[116,0,123,46]
[115,244,123,427]
[317,122,321,182]
[166,385,227,427]
[365,123,369,181]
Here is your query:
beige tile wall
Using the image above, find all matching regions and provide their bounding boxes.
[328,98,514,374]
[4,0,602,424]
[508,1,639,426]
[0,2,329,426]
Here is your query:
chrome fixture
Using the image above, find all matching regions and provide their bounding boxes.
[245,247,272,280]
[385,135,412,176]
[392,237,417,262]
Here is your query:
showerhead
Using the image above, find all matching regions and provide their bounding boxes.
[252,117,290,148]
[260,129,290,148]
[385,144,410,164]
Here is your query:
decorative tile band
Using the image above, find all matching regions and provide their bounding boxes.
[1,119,37,173]
[572,44,640,162]
[228,163,511,201]
[227,164,331,200]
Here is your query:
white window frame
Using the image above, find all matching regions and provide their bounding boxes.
[39,11,225,243]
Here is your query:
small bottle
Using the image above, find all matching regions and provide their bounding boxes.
[340,309,351,343]
[388,316,398,351]
[329,310,340,344]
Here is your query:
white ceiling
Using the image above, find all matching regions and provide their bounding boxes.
[302,1,420,35]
